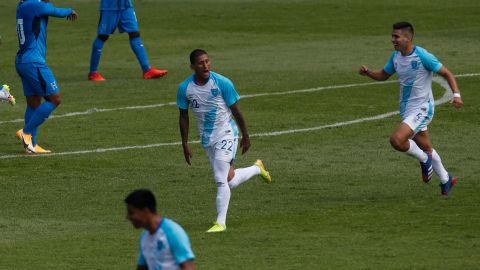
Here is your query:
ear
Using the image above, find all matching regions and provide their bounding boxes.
[190,64,195,71]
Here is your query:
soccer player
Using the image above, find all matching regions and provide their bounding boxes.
[0,84,15,106]
[359,22,464,197]
[88,0,168,81]
[177,49,272,233]
[15,0,78,154]
[125,189,195,270]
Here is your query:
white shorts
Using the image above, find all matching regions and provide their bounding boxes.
[402,103,434,135]
[205,135,238,164]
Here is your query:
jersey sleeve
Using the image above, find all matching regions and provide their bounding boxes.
[416,47,443,73]
[164,220,195,265]
[218,76,240,107]
[176,82,189,110]
[383,51,397,75]
[136,234,147,266]
[36,2,73,18]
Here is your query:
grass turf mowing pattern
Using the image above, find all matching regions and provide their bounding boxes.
[1,0,480,269]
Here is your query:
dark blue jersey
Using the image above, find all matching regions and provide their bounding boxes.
[16,0,72,64]
[100,0,134,11]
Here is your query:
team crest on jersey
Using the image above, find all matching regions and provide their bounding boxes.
[411,60,419,70]
[211,88,219,97]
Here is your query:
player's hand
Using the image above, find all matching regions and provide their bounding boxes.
[240,135,250,155]
[182,143,192,165]
[67,10,78,21]
[359,65,369,76]
[451,97,464,108]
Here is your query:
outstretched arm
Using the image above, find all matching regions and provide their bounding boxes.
[359,65,392,81]
[37,2,77,19]
[179,109,192,165]
[437,66,463,108]
[230,103,250,154]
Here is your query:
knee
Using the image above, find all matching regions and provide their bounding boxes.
[389,135,404,151]
[98,34,109,42]
[47,95,61,107]
[51,98,61,107]
[128,32,140,39]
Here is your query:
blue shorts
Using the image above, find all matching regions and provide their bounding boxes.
[16,63,60,97]
[98,8,139,35]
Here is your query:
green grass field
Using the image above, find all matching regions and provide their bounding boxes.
[1,0,480,269]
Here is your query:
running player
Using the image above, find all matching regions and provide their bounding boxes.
[88,0,168,81]
[177,49,272,233]
[125,189,195,270]
[0,84,15,106]
[359,22,464,197]
[15,0,78,154]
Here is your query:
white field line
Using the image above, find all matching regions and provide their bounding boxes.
[0,80,405,126]
[0,74,477,159]
[2,73,478,126]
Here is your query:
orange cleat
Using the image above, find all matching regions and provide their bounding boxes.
[143,67,168,79]
[34,144,52,154]
[16,129,36,153]
[88,72,106,81]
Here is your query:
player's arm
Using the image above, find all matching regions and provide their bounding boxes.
[436,66,464,108]
[359,65,391,81]
[179,109,192,165]
[230,103,250,154]
[37,2,77,20]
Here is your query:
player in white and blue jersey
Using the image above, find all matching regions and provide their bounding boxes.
[0,84,15,106]
[15,0,77,154]
[88,0,168,81]
[125,189,195,270]
[359,22,464,197]
[177,49,272,233]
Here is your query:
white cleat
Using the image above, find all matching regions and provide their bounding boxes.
[0,85,15,106]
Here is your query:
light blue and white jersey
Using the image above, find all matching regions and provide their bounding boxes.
[177,71,240,147]
[383,46,442,118]
[137,218,195,270]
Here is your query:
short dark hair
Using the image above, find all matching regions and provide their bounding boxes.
[124,189,157,213]
[393,22,414,35]
[190,49,208,64]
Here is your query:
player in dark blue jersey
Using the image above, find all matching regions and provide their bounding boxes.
[88,0,168,81]
[15,0,77,154]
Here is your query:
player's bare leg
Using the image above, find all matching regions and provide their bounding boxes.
[390,123,433,182]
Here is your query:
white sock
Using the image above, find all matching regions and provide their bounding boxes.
[432,149,449,184]
[406,139,428,162]
[212,159,231,226]
[228,165,261,189]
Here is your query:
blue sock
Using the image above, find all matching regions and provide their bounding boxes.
[25,106,38,146]
[129,37,150,72]
[24,101,56,136]
[90,37,105,73]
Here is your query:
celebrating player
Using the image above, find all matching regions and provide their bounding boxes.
[125,189,196,270]
[177,49,272,233]
[359,22,464,196]
[15,0,78,154]
[88,0,167,81]
[0,84,15,106]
